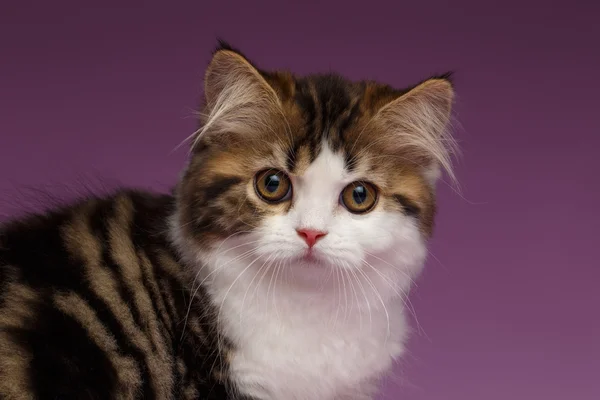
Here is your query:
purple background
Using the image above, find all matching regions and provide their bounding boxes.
[1,1,599,399]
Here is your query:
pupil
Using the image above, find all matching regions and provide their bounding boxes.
[265,174,280,193]
[353,186,367,204]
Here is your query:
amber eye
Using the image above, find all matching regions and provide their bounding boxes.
[340,181,378,214]
[254,169,292,203]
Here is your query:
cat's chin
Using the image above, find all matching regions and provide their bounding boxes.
[293,250,323,265]
[288,249,344,270]
[280,251,359,288]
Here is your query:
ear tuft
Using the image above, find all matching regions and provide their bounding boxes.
[192,44,281,149]
[375,76,458,186]
[429,71,454,85]
[213,39,244,57]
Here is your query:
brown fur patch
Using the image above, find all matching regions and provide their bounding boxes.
[0,282,38,398]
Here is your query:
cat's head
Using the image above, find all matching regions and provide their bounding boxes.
[173,42,456,299]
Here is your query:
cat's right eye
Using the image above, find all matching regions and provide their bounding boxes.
[254,169,292,203]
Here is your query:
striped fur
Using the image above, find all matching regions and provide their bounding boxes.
[0,41,456,399]
[0,192,238,399]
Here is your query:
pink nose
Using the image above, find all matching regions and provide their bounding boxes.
[296,229,328,248]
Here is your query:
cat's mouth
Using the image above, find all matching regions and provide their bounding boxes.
[294,249,327,267]
[301,251,318,262]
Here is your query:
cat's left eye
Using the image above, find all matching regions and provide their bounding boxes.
[340,181,378,214]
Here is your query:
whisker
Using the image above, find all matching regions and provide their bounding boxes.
[343,264,362,330]
[348,263,372,330]
[180,247,259,342]
[355,266,391,342]
[360,258,426,338]
[239,252,277,326]
[217,254,265,329]
[331,265,340,329]
[251,253,278,315]
[338,262,350,323]
[364,251,419,287]
[266,254,282,318]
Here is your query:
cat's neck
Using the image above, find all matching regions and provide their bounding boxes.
[204,253,408,400]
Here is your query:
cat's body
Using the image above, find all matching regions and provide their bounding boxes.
[0,191,236,399]
[0,42,457,400]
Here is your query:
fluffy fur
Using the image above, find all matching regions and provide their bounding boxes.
[172,43,456,399]
[0,42,457,400]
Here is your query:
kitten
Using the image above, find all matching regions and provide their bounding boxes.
[0,42,457,400]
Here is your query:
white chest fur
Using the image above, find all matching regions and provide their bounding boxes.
[207,259,409,400]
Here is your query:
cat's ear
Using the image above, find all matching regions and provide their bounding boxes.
[200,42,281,139]
[374,75,457,186]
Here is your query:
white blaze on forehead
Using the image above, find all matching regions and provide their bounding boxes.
[292,143,347,231]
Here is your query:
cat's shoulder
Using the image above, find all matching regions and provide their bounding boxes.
[0,188,175,261]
